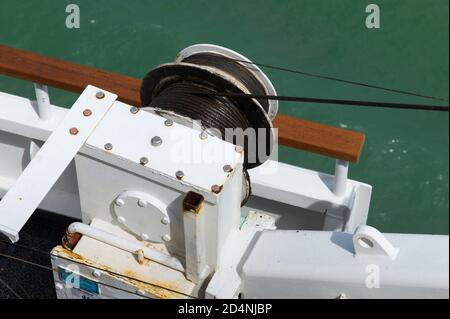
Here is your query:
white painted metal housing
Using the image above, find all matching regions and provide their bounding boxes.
[0,85,448,299]
[0,89,371,233]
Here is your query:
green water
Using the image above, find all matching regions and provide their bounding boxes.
[1,0,448,234]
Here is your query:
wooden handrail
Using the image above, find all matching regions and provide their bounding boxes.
[0,45,364,163]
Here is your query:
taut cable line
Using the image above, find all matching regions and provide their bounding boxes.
[217,55,449,103]
[195,92,449,112]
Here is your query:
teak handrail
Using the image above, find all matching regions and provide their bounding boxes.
[0,45,364,163]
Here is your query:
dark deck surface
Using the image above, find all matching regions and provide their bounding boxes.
[0,210,76,299]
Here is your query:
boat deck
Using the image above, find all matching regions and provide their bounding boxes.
[0,210,76,299]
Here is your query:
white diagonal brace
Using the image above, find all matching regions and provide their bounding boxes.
[0,85,117,242]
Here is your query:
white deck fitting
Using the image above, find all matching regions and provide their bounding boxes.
[0,86,117,242]
[85,101,242,193]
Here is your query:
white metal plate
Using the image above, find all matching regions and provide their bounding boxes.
[85,102,242,193]
[0,85,117,242]
[113,190,171,243]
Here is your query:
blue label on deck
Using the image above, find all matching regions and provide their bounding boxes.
[58,268,99,295]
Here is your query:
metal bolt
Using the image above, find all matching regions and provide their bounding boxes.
[235,145,244,153]
[69,127,79,135]
[130,106,139,114]
[175,170,184,180]
[164,119,173,127]
[211,184,222,193]
[141,233,149,241]
[199,131,208,140]
[104,143,113,151]
[136,249,145,265]
[137,199,147,208]
[96,91,105,99]
[223,165,233,173]
[83,109,92,117]
[161,217,170,225]
[140,157,149,166]
[162,234,171,242]
[92,270,102,278]
[117,216,126,224]
[151,136,163,147]
[114,198,125,207]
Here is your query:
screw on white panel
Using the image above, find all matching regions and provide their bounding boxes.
[117,216,126,224]
[235,145,244,153]
[162,234,171,242]
[137,199,147,208]
[92,269,102,278]
[104,143,113,151]
[199,131,208,140]
[114,198,125,207]
[223,165,233,173]
[139,157,149,166]
[164,119,173,127]
[69,127,79,135]
[55,283,64,291]
[130,106,139,114]
[83,109,92,117]
[175,170,184,180]
[161,217,170,225]
[211,184,222,194]
[141,233,149,241]
[151,136,163,147]
[96,91,105,99]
